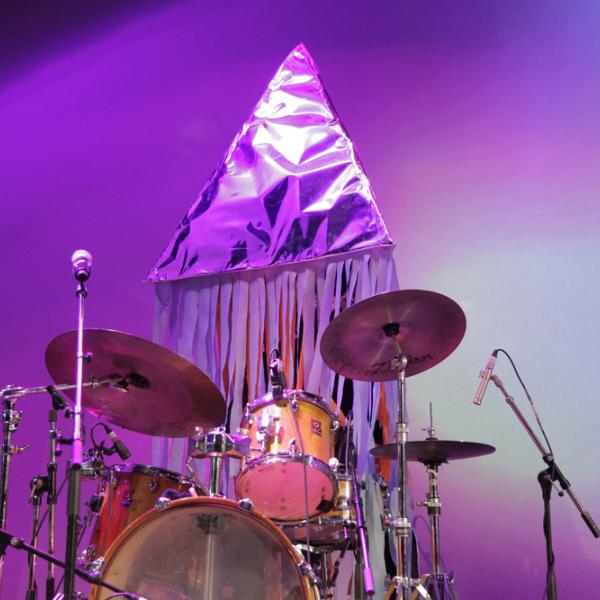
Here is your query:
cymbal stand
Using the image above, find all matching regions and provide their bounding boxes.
[384,326,411,600]
[414,408,459,600]
[0,378,109,594]
[0,386,27,587]
[26,476,44,600]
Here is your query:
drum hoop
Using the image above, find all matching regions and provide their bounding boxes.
[89,496,315,599]
[236,454,338,523]
[106,463,190,484]
[238,453,337,486]
[247,390,337,419]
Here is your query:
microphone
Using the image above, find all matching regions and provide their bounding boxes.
[71,249,93,282]
[269,350,286,400]
[473,350,499,406]
[105,425,132,460]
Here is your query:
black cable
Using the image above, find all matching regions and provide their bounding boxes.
[495,348,555,457]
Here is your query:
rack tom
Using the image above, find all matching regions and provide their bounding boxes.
[236,390,340,521]
[84,464,202,568]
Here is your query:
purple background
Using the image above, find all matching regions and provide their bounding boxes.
[1,1,599,597]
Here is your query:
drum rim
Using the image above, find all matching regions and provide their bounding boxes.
[235,453,338,522]
[247,389,338,419]
[89,496,316,600]
[107,463,190,482]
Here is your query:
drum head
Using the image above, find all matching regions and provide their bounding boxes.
[91,497,314,600]
[236,455,336,521]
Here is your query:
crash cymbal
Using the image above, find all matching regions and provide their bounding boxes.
[320,290,466,381]
[45,329,226,437]
[370,440,495,464]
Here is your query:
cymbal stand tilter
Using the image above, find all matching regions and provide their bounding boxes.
[384,326,428,600]
[415,408,459,600]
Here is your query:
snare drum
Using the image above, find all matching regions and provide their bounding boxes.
[89,496,320,600]
[236,390,339,521]
[84,463,202,566]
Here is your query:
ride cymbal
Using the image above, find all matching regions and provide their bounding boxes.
[45,329,226,437]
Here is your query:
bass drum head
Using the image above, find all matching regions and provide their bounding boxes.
[90,497,318,600]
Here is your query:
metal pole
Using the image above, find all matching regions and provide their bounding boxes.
[0,396,19,589]
[64,264,89,600]
[46,406,59,600]
[394,349,410,600]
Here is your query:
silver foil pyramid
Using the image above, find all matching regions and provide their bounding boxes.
[147,44,393,282]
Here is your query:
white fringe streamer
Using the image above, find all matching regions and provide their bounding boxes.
[151,246,399,598]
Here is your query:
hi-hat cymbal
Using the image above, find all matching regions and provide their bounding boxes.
[320,290,466,381]
[370,440,496,464]
[45,329,226,437]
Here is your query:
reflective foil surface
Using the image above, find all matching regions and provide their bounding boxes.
[147,43,392,281]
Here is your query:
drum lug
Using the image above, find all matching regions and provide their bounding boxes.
[328,457,339,472]
[88,493,103,514]
[288,438,298,456]
[120,490,133,507]
[243,406,254,426]
[86,555,105,575]
[257,414,279,452]
[238,498,254,511]
[330,419,340,432]
[155,496,172,511]
[298,561,319,587]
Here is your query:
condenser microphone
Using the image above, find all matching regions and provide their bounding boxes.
[71,249,93,282]
[105,425,132,460]
[269,350,286,400]
[473,350,499,406]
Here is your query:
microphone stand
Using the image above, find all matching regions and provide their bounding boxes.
[490,374,600,599]
[0,530,142,599]
[64,272,89,600]
[349,440,375,596]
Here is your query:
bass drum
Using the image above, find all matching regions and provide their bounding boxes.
[90,496,320,600]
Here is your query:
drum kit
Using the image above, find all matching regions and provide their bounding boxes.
[0,283,502,600]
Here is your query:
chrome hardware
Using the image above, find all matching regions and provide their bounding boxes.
[87,556,105,575]
[238,498,254,511]
[298,561,319,586]
[154,496,172,511]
